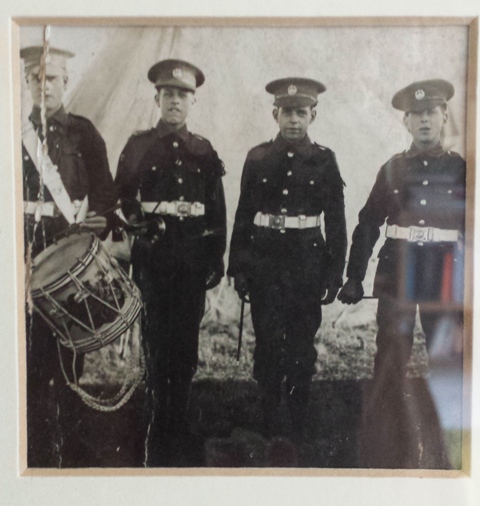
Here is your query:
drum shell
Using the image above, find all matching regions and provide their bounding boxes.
[30,233,142,353]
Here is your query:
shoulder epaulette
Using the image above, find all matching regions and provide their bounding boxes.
[192,133,208,142]
[387,151,406,163]
[67,112,93,127]
[246,140,273,161]
[446,150,463,159]
[314,142,330,152]
[132,128,154,137]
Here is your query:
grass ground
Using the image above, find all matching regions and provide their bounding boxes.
[52,288,458,470]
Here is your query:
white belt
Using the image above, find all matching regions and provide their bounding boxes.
[24,201,58,217]
[386,224,460,242]
[254,212,321,230]
[142,201,205,217]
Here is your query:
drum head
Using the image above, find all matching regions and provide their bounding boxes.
[30,233,94,291]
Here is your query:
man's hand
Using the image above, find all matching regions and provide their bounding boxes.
[205,269,223,290]
[320,286,339,305]
[82,211,107,236]
[233,273,249,301]
[337,278,364,304]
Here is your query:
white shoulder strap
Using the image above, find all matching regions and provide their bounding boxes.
[22,122,87,225]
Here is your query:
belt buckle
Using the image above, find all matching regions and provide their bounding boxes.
[409,226,430,242]
[269,215,285,230]
[175,201,190,217]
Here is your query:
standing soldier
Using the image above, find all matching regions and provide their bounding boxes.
[338,79,466,468]
[21,46,117,466]
[115,59,227,466]
[228,78,347,439]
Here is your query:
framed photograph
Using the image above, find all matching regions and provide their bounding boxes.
[1,2,480,506]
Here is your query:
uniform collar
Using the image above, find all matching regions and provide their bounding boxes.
[272,132,313,156]
[405,142,446,158]
[155,120,189,142]
[29,105,68,129]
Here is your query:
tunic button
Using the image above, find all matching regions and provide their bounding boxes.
[197,168,201,173]
[287,152,294,158]
[310,180,314,185]
[55,144,59,149]
[179,216,184,221]
[179,196,184,201]
[423,180,428,185]
[263,178,267,183]
[287,171,292,176]
[418,242,424,246]
[313,242,317,247]
[24,155,29,161]
[420,199,427,205]
[281,208,287,214]
[423,160,428,166]
[178,178,183,184]
[448,190,452,194]
[152,166,157,171]
[49,126,55,132]
[175,159,182,166]
[173,141,179,148]
[419,219,425,225]
[283,189,289,195]
[394,189,399,194]
[280,229,286,234]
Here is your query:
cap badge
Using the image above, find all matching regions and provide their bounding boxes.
[173,68,183,79]
[288,85,297,96]
[415,89,425,100]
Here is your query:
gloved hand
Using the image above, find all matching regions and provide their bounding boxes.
[234,273,249,301]
[320,286,339,305]
[337,278,364,304]
[205,269,223,290]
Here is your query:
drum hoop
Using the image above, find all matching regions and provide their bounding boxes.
[35,290,142,354]
[31,234,100,299]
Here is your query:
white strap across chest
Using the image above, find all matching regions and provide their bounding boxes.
[22,122,88,224]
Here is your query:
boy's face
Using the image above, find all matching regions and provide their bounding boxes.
[156,86,196,130]
[273,106,316,142]
[403,105,448,148]
[26,72,67,117]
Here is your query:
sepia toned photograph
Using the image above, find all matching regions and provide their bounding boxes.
[15,18,475,474]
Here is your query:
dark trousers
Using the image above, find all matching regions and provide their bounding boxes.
[134,260,206,464]
[249,278,321,436]
[26,310,84,467]
[360,296,462,468]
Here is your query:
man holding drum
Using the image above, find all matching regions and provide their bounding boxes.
[21,46,117,466]
[115,59,227,466]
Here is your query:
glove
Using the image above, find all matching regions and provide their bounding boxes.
[234,273,249,301]
[320,286,339,305]
[205,269,223,290]
[337,278,364,305]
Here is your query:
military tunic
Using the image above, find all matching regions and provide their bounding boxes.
[23,105,117,467]
[23,106,117,255]
[115,120,226,450]
[346,143,466,375]
[228,133,347,386]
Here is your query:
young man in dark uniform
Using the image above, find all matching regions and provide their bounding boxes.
[228,78,347,439]
[338,79,466,467]
[21,46,117,466]
[115,59,226,465]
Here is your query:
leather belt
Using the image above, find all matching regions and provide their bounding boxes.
[24,201,59,217]
[254,212,321,230]
[142,201,205,217]
[386,224,460,242]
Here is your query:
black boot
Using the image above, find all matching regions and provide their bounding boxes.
[259,381,282,438]
[286,378,311,441]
